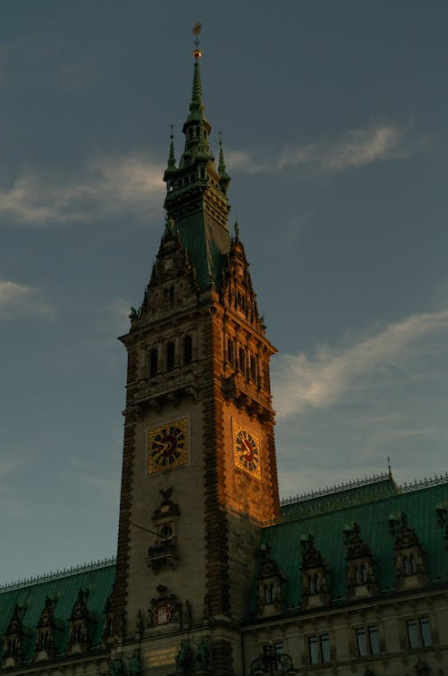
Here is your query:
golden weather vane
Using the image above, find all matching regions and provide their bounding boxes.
[192,22,202,59]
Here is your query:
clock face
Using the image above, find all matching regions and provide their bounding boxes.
[148,418,188,475]
[233,424,261,479]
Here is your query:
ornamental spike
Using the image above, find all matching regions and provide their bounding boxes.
[167,125,176,168]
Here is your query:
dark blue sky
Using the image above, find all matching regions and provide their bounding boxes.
[1,1,448,583]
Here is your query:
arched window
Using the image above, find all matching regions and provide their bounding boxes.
[183,335,193,365]
[160,524,173,544]
[149,348,158,378]
[166,342,175,371]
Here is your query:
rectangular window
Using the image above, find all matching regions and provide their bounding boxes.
[308,634,331,664]
[407,619,420,648]
[369,626,380,655]
[406,617,432,649]
[309,636,319,665]
[356,626,380,656]
[356,627,368,657]
[420,618,432,647]
[320,634,330,663]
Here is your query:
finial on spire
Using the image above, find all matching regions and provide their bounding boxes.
[234,219,240,240]
[192,22,202,59]
[387,456,392,477]
[190,25,203,107]
[167,124,176,168]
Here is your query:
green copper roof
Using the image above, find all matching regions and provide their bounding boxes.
[281,473,399,521]
[174,212,230,290]
[0,559,115,664]
[251,478,448,618]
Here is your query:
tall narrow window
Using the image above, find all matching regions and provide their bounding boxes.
[149,349,158,378]
[309,636,319,665]
[183,335,193,365]
[369,626,380,655]
[250,355,256,381]
[228,339,234,367]
[420,618,432,647]
[239,347,246,374]
[356,628,368,657]
[320,634,330,663]
[166,342,175,371]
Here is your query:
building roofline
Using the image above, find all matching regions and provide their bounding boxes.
[0,556,116,593]
[280,471,448,509]
[280,472,394,506]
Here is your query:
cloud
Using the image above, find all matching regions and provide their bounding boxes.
[228,122,414,174]
[0,280,54,319]
[0,156,165,226]
[273,310,448,419]
[0,457,22,480]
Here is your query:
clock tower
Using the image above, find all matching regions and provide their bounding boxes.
[113,36,280,675]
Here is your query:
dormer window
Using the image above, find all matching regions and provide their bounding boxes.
[403,554,417,575]
[263,583,274,603]
[354,564,367,584]
[308,574,321,594]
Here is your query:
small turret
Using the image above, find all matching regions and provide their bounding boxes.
[218,132,231,195]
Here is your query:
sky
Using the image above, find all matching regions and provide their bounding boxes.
[1,0,448,583]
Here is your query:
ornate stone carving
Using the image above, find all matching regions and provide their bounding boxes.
[34,596,59,660]
[147,488,180,573]
[300,534,331,608]
[68,588,93,653]
[256,544,286,616]
[148,584,186,628]
[389,512,427,588]
[344,522,378,598]
[3,604,27,667]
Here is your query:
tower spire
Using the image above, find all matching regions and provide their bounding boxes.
[191,23,203,110]
[162,25,231,291]
[218,131,231,195]
[167,125,176,168]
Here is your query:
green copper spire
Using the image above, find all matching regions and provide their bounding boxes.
[167,125,176,168]
[190,45,203,112]
[162,26,231,292]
